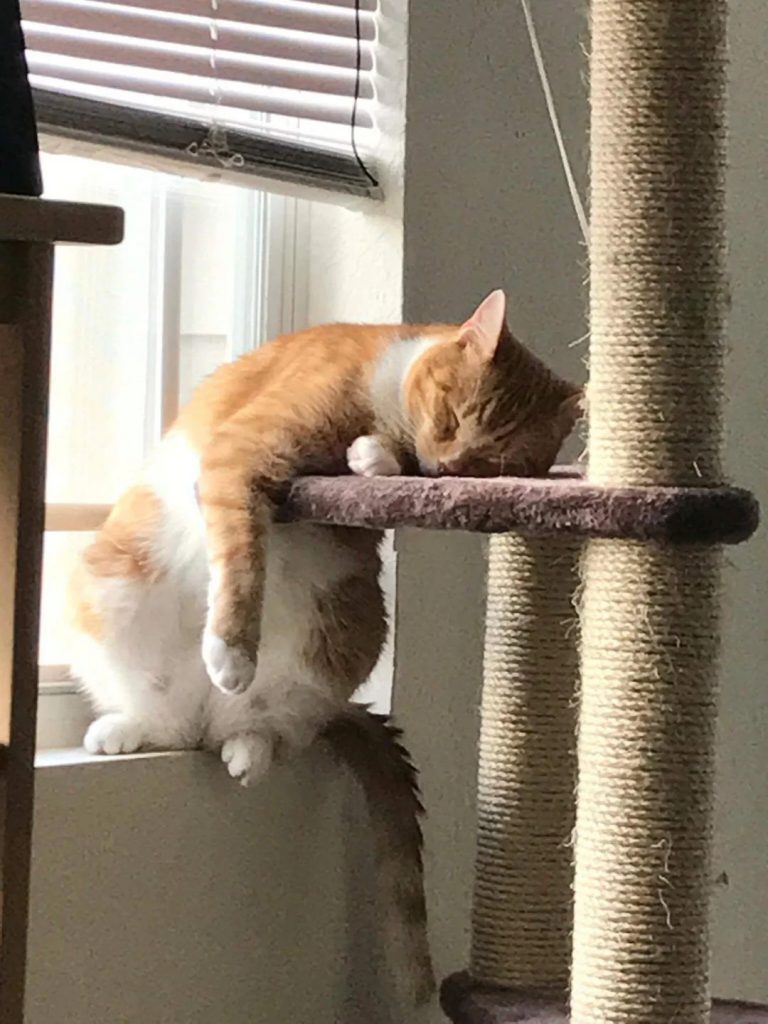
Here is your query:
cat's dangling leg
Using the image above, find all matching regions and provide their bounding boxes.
[196,417,294,697]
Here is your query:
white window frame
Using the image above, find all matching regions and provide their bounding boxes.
[37,150,310,749]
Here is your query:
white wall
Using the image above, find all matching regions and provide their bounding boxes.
[305,0,406,328]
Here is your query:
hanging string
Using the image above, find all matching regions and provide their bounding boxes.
[519,0,589,246]
[186,0,244,169]
[352,0,379,188]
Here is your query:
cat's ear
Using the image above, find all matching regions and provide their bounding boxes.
[459,289,507,360]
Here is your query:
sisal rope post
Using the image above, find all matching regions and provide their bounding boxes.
[572,3,727,1023]
[470,534,579,991]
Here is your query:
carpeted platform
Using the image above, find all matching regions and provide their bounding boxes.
[441,973,768,1023]
[276,466,758,545]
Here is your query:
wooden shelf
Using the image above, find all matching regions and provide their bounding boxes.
[0,202,124,1020]
[0,194,124,245]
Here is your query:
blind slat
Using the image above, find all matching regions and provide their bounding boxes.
[22,0,374,70]
[29,67,373,127]
[32,0,377,41]
[275,0,377,10]
[24,25,373,98]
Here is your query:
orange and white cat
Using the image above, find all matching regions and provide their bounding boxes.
[68,288,578,1003]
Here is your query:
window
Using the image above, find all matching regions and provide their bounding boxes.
[23,0,395,749]
[35,148,395,752]
[37,149,309,747]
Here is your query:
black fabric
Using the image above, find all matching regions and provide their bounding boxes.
[0,0,42,196]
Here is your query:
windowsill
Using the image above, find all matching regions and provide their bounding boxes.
[35,746,193,770]
[33,744,350,815]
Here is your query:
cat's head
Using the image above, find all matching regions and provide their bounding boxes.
[404,290,582,477]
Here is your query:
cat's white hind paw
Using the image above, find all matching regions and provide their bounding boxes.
[347,435,401,477]
[203,631,256,695]
[221,733,273,787]
[84,714,145,756]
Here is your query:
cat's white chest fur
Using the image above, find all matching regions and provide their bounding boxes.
[369,336,436,437]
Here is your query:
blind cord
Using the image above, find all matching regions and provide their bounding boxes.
[519,0,589,246]
[352,1,582,208]
[186,0,244,168]
[352,0,379,189]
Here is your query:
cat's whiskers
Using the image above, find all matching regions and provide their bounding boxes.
[568,331,591,349]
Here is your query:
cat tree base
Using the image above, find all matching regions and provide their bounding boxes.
[441,973,768,1024]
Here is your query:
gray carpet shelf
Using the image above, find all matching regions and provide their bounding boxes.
[441,973,768,1024]
[276,467,758,545]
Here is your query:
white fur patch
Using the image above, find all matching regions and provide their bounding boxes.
[221,733,273,786]
[145,430,206,578]
[84,713,145,755]
[347,435,401,477]
[369,336,438,436]
[202,630,256,695]
[145,430,200,514]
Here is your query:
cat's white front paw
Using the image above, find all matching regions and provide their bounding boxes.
[84,713,145,755]
[221,733,273,786]
[203,630,256,695]
[347,435,401,477]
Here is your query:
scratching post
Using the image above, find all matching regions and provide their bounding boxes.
[572,2,726,1022]
[470,535,578,990]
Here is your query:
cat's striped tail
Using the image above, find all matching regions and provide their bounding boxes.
[321,704,435,1005]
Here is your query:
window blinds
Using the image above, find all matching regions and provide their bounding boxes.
[20,0,380,196]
